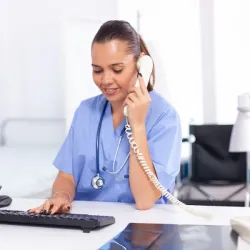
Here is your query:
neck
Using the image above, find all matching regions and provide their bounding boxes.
[110,101,125,130]
[110,101,124,115]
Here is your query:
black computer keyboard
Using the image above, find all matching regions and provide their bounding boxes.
[0,209,115,232]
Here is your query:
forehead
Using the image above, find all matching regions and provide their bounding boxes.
[91,40,134,65]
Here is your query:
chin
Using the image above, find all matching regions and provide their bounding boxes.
[105,96,124,105]
[102,90,125,103]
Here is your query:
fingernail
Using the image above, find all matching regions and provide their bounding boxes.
[138,72,142,77]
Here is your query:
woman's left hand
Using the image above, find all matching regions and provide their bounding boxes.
[123,73,151,128]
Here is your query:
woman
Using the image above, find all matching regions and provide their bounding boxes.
[28,20,182,215]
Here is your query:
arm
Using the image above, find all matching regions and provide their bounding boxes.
[28,171,76,214]
[129,125,161,210]
[129,110,181,210]
[124,75,181,210]
[52,171,76,202]
[52,109,79,200]
[28,108,79,214]
[49,111,77,213]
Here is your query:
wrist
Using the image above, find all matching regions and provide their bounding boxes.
[130,123,146,131]
[131,123,146,132]
[52,191,72,203]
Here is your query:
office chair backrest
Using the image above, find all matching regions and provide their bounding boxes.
[190,124,246,183]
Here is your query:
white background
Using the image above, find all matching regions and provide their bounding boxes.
[0,0,250,138]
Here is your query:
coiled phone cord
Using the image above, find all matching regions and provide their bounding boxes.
[125,117,212,219]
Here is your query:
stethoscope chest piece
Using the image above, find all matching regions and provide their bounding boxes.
[92,174,105,189]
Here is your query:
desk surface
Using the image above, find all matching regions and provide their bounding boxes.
[1,198,250,250]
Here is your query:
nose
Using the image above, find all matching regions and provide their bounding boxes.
[101,71,114,85]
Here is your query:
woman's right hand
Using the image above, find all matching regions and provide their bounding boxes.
[27,197,72,215]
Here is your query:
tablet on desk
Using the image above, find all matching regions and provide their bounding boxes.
[98,223,237,250]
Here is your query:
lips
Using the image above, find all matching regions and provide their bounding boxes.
[103,88,118,95]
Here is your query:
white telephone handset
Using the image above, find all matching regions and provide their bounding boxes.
[123,55,211,219]
[123,56,153,117]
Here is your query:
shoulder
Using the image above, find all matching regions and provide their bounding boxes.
[148,90,180,127]
[74,94,107,116]
[78,94,106,111]
[147,90,182,140]
[71,94,106,127]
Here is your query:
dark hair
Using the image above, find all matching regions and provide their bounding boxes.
[92,20,155,91]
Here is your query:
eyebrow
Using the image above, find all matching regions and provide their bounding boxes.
[91,63,124,67]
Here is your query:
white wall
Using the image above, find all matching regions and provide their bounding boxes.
[0,1,64,121]
[2,0,249,138]
[136,1,204,137]
[214,0,250,124]
[199,0,217,123]
[129,0,250,136]
[0,0,117,135]
[117,0,139,31]
[62,19,104,130]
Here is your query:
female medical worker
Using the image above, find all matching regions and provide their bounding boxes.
[28,20,182,215]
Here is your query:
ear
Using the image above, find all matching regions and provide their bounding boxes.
[139,52,145,57]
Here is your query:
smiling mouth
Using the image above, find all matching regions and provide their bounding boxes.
[103,88,118,95]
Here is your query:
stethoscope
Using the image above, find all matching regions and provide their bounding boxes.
[92,100,130,189]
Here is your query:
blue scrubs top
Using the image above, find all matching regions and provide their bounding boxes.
[53,90,182,204]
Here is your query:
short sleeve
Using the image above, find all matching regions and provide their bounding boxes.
[53,110,78,175]
[148,108,182,199]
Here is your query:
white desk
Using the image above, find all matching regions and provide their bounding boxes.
[1,198,250,250]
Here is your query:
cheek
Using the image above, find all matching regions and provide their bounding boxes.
[117,71,137,89]
[92,73,102,86]
[130,73,138,87]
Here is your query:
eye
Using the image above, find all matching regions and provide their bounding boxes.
[113,69,123,74]
[93,69,103,74]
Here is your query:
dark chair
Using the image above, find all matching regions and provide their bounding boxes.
[176,124,247,206]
